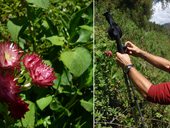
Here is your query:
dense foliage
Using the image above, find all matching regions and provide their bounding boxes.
[0,0,93,127]
[95,0,170,127]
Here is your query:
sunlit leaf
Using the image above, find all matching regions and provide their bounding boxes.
[80,98,93,112]
[60,47,91,77]
[36,96,52,110]
[27,0,50,9]
[77,25,92,43]
[79,25,93,32]
[21,101,35,128]
[46,36,65,46]
[7,20,22,42]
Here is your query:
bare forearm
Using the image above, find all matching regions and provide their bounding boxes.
[139,50,170,72]
[128,67,152,98]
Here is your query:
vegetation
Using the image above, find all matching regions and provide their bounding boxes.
[0,0,93,127]
[95,0,170,127]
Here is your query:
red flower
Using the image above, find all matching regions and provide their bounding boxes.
[0,73,20,103]
[23,53,56,87]
[0,73,29,119]
[30,62,56,87]
[104,50,113,57]
[0,41,23,69]
[8,98,29,119]
[23,53,41,70]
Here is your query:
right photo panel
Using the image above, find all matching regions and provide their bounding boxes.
[94,0,170,127]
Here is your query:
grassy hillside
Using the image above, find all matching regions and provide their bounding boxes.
[95,1,170,127]
[163,23,170,35]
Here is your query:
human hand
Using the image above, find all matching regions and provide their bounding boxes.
[116,52,132,68]
[125,41,142,57]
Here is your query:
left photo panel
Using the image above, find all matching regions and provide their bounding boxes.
[0,0,93,127]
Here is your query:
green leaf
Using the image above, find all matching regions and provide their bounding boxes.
[27,0,50,9]
[53,73,61,89]
[46,36,65,46]
[77,25,92,42]
[50,100,60,111]
[21,101,35,128]
[44,60,52,67]
[60,47,91,77]
[80,98,93,112]
[83,66,93,86]
[68,3,92,35]
[50,99,71,117]
[60,70,72,86]
[43,116,51,127]
[7,20,22,42]
[69,8,85,34]
[18,37,26,49]
[79,25,93,32]
[36,96,52,110]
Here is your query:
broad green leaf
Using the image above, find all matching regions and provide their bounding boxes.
[27,0,50,9]
[7,20,22,42]
[60,47,91,77]
[36,96,52,110]
[46,36,65,46]
[21,101,35,128]
[80,98,93,112]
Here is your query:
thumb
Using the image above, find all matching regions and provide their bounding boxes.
[116,52,121,57]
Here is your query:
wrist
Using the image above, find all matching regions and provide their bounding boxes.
[138,50,145,57]
[124,64,134,74]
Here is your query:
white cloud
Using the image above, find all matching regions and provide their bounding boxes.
[150,2,170,25]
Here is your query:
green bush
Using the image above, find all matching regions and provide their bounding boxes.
[95,1,170,127]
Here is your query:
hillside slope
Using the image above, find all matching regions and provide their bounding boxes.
[95,1,170,127]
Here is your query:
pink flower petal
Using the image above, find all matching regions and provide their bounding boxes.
[23,53,56,87]
[0,41,23,69]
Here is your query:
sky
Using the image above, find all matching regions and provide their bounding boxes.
[150,2,170,25]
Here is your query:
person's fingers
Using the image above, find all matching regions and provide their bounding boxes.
[125,41,133,46]
[115,57,118,62]
[116,53,121,61]
[125,41,130,45]
[116,52,120,57]
[126,46,134,51]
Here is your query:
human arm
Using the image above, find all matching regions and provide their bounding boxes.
[116,52,152,98]
[116,52,170,104]
[125,41,170,72]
